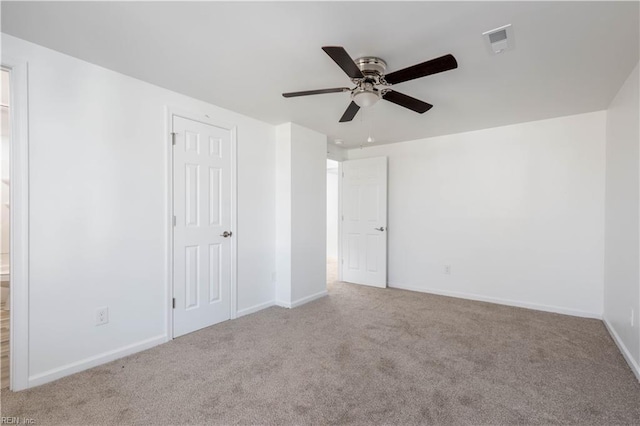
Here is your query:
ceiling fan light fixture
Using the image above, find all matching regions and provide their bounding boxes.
[352,89,381,108]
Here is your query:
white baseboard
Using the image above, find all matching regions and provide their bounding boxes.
[27,334,167,388]
[275,300,291,309]
[236,300,275,318]
[276,290,328,309]
[389,283,602,319]
[291,290,328,308]
[603,318,640,382]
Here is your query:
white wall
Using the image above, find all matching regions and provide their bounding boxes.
[604,62,640,378]
[327,160,339,259]
[291,124,327,302]
[275,124,292,305]
[275,123,327,307]
[2,34,277,386]
[327,143,347,162]
[348,111,606,317]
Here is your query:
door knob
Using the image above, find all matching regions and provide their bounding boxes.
[220,231,233,238]
[374,227,385,232]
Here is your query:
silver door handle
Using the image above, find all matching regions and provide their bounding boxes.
[374,227,385,232]
[220,231,233,238]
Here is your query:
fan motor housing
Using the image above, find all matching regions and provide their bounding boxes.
[355,57,387,75]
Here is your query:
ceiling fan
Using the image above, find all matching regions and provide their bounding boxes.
[282,46,458,122]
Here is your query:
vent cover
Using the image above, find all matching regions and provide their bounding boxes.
[488,30,507,44]
[482,24,514,54]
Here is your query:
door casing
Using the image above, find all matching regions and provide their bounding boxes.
[337,161,343,282]
[165,107,238,339]
[2,59,29,391]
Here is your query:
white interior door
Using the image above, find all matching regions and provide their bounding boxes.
[173,116,232,338]
[341,157,387,288]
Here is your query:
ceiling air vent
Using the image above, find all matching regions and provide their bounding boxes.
[482,24,514,54]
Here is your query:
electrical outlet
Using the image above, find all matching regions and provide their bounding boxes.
[444,265,451,275]
[96,307,109,326]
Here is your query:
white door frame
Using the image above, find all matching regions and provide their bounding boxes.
[3,58,30,391]
[327,151,344,282]
[165,107,238,340]
[325,158,344,283]
[337,161,343,282]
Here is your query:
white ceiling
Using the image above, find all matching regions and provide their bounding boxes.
[2,2,638,147]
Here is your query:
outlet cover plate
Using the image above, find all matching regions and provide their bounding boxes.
[96,307,109,326]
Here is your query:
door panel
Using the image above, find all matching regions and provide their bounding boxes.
[173,116,232,337]
[209,243,222,302]
[341,157,387,287]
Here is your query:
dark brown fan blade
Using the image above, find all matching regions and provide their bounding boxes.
[382,90,433,113]
[384,54,457,85]
[339,101,360,122]
[282,87,350,98]
[322,46,364,79]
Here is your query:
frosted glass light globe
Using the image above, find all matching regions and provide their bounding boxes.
[352,90,380,107]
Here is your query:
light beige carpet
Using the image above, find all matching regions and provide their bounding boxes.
[1,261,639,425]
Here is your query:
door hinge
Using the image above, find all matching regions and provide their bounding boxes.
[172,298,176,309]
[173,216,176,226]
[341,215,344,221]
[341,259,344,264]
[171,132,177,145]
